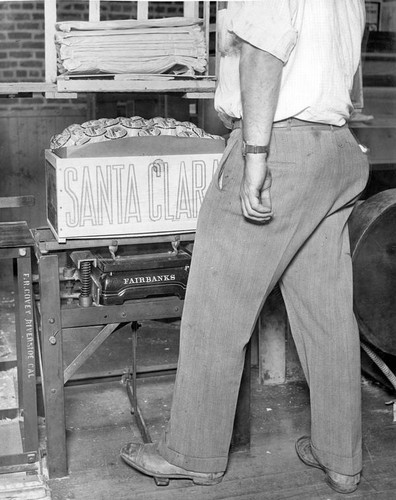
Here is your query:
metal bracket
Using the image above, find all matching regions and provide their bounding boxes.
[69,250,97,269]
[170,239,180,255]
[109,240,119,260]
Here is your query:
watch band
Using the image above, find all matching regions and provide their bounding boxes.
[242,141,269,157]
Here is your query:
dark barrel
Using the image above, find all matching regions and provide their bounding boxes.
[349,189,396,356]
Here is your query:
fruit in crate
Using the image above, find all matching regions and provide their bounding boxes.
[49,116,221,150]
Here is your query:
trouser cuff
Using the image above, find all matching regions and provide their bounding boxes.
[311,441,362,476]
[158,435,228,473]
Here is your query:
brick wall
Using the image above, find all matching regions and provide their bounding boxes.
[0,1,45,83]
[0,1,185,85]
[0,1,187,114]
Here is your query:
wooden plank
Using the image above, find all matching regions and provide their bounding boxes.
[183,1,199,18]
[0,196,35,209]
[63,323,119,383]
[184,92,215,99]
[64,363,178,384]
[0,453,37,468]
[45,91,78,99]
[203,0,211,76]
[0,418,22,457]
[0,109,85,119]
[0,470,49,500]
[56,78,216,93]
[15,250,39,453]
[38,253,68,479]
[0,462,38,474]
[89,0,101,22]
[44,0,57,84]
[0,248,22,261]
[137,1,148,20]
[33,227,194,253]
[0,223,34,249]
[0,82,56,95]
[61,297,184,329]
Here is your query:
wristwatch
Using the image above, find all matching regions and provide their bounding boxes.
[242,140,269,157]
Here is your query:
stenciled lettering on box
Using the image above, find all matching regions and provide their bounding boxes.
[62,158,215,228]
[46,151,221,240]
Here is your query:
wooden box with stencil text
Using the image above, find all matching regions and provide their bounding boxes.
[45,136,224,242]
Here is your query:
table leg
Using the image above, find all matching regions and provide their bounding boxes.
[15,248,38,454]
[38,253,67,478]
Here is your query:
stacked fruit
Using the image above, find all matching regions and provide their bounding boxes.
[50,116,222,150]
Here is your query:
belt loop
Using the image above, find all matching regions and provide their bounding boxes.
[330,124,334,131]
[287,118,292,131]
[232,119,242,130]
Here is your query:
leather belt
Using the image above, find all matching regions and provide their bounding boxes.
[232,118,345,130]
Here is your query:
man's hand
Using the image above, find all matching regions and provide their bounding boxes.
[240,154,273,223]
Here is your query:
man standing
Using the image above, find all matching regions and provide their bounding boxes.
[121,1,369,494]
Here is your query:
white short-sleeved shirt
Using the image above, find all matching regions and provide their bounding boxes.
[214,0,366,127]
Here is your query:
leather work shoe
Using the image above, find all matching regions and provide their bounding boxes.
[120,442,224,485]
[295,436,360,494]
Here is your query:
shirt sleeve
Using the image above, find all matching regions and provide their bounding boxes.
[228,0,298,63]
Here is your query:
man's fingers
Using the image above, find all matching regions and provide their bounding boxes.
[240,164,273,222]
[241,189,273,222]
[260,186,272,212]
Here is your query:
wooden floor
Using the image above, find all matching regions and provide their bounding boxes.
[45,322,396,500]
[1,289,395,500]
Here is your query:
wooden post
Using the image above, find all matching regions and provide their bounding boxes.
[137,1,149,20]
[184,1,199,18]
[89,0,101,22]
[39,253,67,478]
[16,249,39,453]
[44,0,57,84]
[203,0,211,76]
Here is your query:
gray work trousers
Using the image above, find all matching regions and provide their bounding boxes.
[158,123,369,476]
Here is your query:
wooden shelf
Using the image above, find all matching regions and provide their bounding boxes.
[0,79,216,98]
[42,0,217,99]
[0,82,56,96]
[56,75,216,95]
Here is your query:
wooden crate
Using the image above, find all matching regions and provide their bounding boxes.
[45,136,224,242]
[44,0,217,97]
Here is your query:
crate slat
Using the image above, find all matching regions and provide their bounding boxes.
[44,0,57,84]
[137,1,149,20]
[89,0,101,22]
[183,1,199,18]
[56,77,216,94]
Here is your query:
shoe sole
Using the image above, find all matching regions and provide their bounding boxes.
[325,475,358,495]
[296,436,358,495]
[120,453,223,486]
